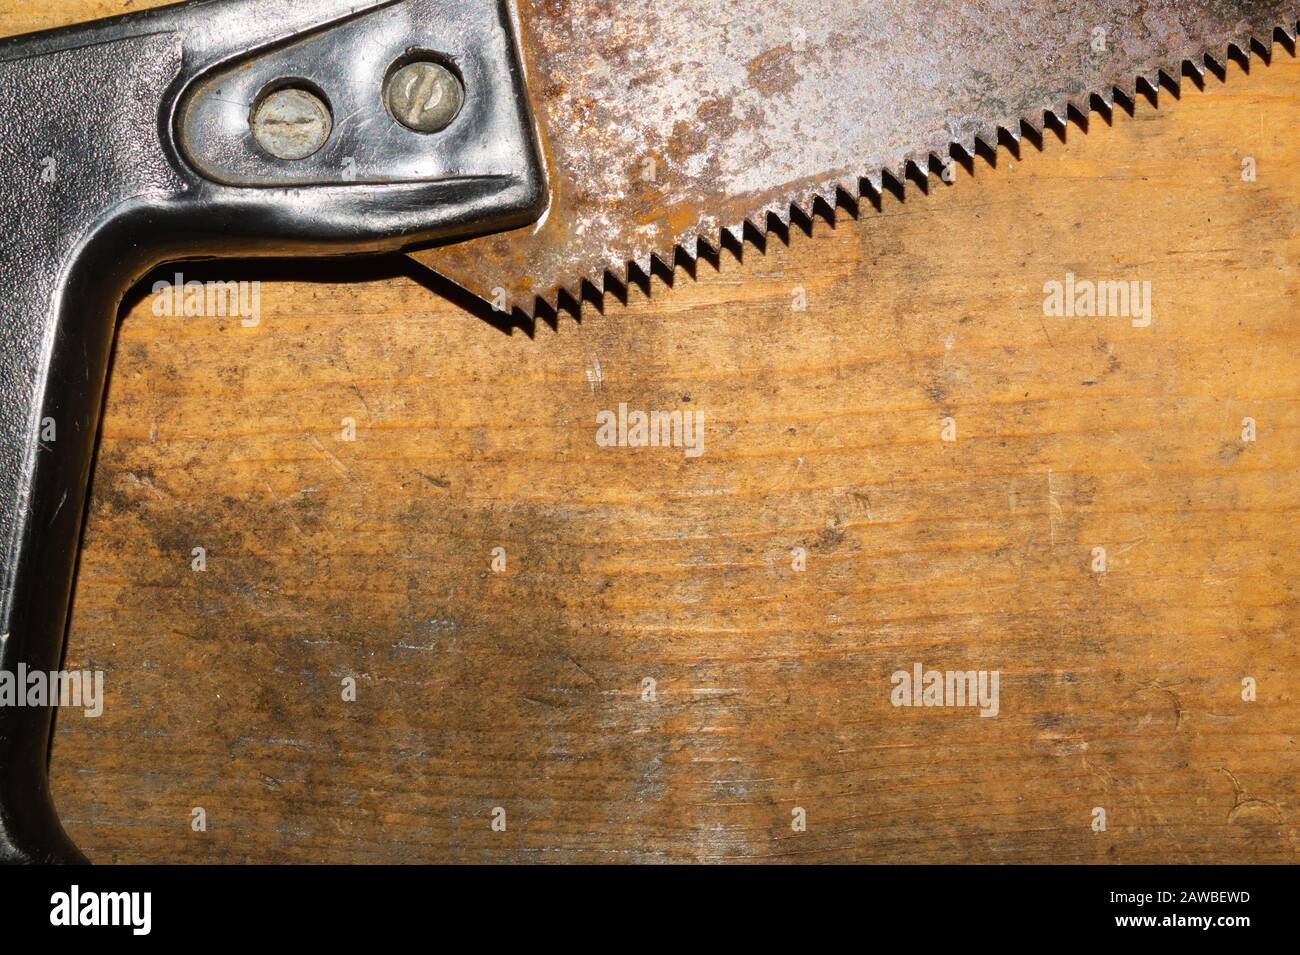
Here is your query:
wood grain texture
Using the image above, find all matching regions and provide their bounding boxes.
[7,1,1298,863]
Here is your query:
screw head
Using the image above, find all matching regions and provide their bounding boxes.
[386,60,464,134]
[251,86,332,161]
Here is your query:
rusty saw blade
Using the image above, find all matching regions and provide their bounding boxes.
[410,0,1299,315]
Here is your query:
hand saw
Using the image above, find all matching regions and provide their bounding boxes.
[0,0,1294,864]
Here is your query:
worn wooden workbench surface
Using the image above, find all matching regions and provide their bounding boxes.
[6,1,1297,863]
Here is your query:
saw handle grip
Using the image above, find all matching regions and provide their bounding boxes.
[0,0,544,864]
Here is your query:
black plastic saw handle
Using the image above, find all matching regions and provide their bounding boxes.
[0,0,545,863]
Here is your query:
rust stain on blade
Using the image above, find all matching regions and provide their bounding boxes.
[411,0,1299,314]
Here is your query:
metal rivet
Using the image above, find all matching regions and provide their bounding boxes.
[251,87,332,161]
[386,61,464,134]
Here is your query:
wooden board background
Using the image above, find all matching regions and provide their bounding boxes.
[5,1,1297,863]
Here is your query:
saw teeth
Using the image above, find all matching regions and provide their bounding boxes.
[802,191,829,215]
[501,19,1300,318]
